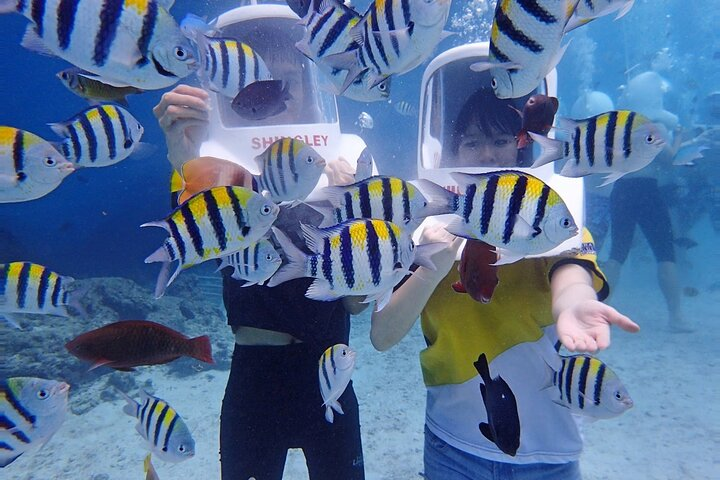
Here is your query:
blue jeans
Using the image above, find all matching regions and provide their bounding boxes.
[423,427,582,480]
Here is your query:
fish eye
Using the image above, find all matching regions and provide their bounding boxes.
[60,72,69,80]
[37,389,49,399]
[378,82,387,92]
[261,204,273,215]
[174,46,187,59]
[614,391,623,400]
[305,156,314,164]
[645,134,654,143]
[560,217,572,229]
[409,241,415,251]
[491,78,498,89]
[178,444,186,453]
[528,97,536,105]
[44,156,57,167]
[265,254,273,261]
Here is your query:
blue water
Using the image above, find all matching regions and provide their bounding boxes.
[1,0,719,478]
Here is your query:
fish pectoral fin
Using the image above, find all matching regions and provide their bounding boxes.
[0,451,23,468]
[109,27,145,68]
[21,25,56,56]
[331,400,344,415]
[0,313,22,329]
[559,162,592,178]
[366,289,393,312]
[325,405,335,423]
[551,398,571,409]
[88,359,113,371]
[492,248,524,266]
[598,172,627,187]
[511,215,536,239]
[479,422,495,442]
[444,217,476,240]
[305,279,337,301]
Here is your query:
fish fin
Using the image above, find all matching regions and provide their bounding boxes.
[266,227,308,287]
[412,179,459,217]
[305,279,337,301]
[444,217,476,240]
[354,147,374,181]
[189,335,214,363]
[449,172,483,189]
[516,131,531,149]
[598,172,627,187]
[240,280,257,287]
[87,358,113,371]
[303,201,338,228]
[511,214,537,239]
[451,281,467,293]
[216,255,231,273]
[0,313,22,329]
[157,261,182,299]
[616,1,635,19]
[294,38,314,59]
[322,50,367,95]
[0,452,23,468]
[157,0,174,9]
[108,29,144,68]
[117,389,139,417]
[325,405,334,423]
[473,353,491,383]
[479,422,495,442]
[529,132,565,167]
[330,399,344,415]
[563,15,593,34]
[144,245,171,263]
[553,117,580,137]
[559,161,591,178]
[301,223,340,254]
[21,25,56,56]
[547,40,571,72]
[551,398,571,409]
[315,184,353,207]
[47,122,70,138]
[140,220,171,233]
[440,29,456,40]
[362,289,393,312]
[492,248,524,266]
[413,242,447,271]
[347,14,367,45]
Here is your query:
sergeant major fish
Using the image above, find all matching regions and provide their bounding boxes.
[323,0,452,93]
[0,0,196,90]
[0,261,76,329]
[444,171,578,264]
[471,0,582,99]
[310,175,456,229]
[142,186,279,298]
[119,389,195,463]
[568,0,635,31]
[318,344,356,423]
[474,353,520,457]
[552,354,633,419]
[254,137,327,203]
[268,219,441,311]
[529,111,666,186]
[0,377,69,468]
[48,104,146,168]
[216,239,282,286]
[0,126,74,203]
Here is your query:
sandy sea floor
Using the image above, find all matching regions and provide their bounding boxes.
[4,224,719,480]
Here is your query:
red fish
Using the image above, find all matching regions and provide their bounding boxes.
[173,156,254,205]
[65,320,214,371]
[515,94,559,149]
[451,240,499,304]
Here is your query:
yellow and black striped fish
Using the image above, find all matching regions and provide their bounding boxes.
[323,0,451,93]
[0,0,195,90]
[471,0,581,99]
[217,239,282,286]
[268,219,439,310]
[0,126,74,203]
[318,344,356,423]
[192,34,272,99]
[0,262,75,328]
[120,389,194,463]
[445,170,578,263]
[1,377,69,468]
[530,111,666,186]
[143,186,279,298]
[253,137,326,203]
[312,175,455,229]
[552,354,633,419]
[49,104,145,167]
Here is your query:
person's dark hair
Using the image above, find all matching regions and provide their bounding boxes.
[449,88,522,156]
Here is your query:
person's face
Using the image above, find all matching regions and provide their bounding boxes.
[456,123,518,167]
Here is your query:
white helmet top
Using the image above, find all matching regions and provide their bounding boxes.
[416,43,585,259]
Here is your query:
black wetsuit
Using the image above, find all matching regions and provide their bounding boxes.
[219,205,365,480]
[609,177,675,263]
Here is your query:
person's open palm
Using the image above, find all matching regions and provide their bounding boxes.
[556,299,640,353]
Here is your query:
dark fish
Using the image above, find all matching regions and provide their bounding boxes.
[474,353,520,456]
[451,240,499,304]
[673,237,698,250]
[516,94,559,149]
[285,0,321,18]
[56,68,144,106]
[231,80,292,121]
[682,286,699,298]
[65,320,214,371]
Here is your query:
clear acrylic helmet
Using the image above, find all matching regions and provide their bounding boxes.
[415,43,585,258]
[198,1,368,184]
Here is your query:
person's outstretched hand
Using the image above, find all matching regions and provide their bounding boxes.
[418,223,463,282]
[556,299,640,353]
[325,156,356,186]
[153,85,210,171]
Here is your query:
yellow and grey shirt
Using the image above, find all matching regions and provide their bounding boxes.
[421,229,607,464]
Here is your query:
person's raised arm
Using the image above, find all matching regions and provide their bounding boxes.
[152,85,211,171]
[552,262,640,353]
[370,225,462,351]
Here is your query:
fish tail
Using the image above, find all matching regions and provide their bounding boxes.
[473,353,491,383]
[145,245,171,263]
[117,389,138,417]
[0,0,18,14]
[529,133,565,168]
[153,261,181,299]
[325,405,334,423]
[266,227,308,287]
[189,335,214,364]
[412,179,460,217]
